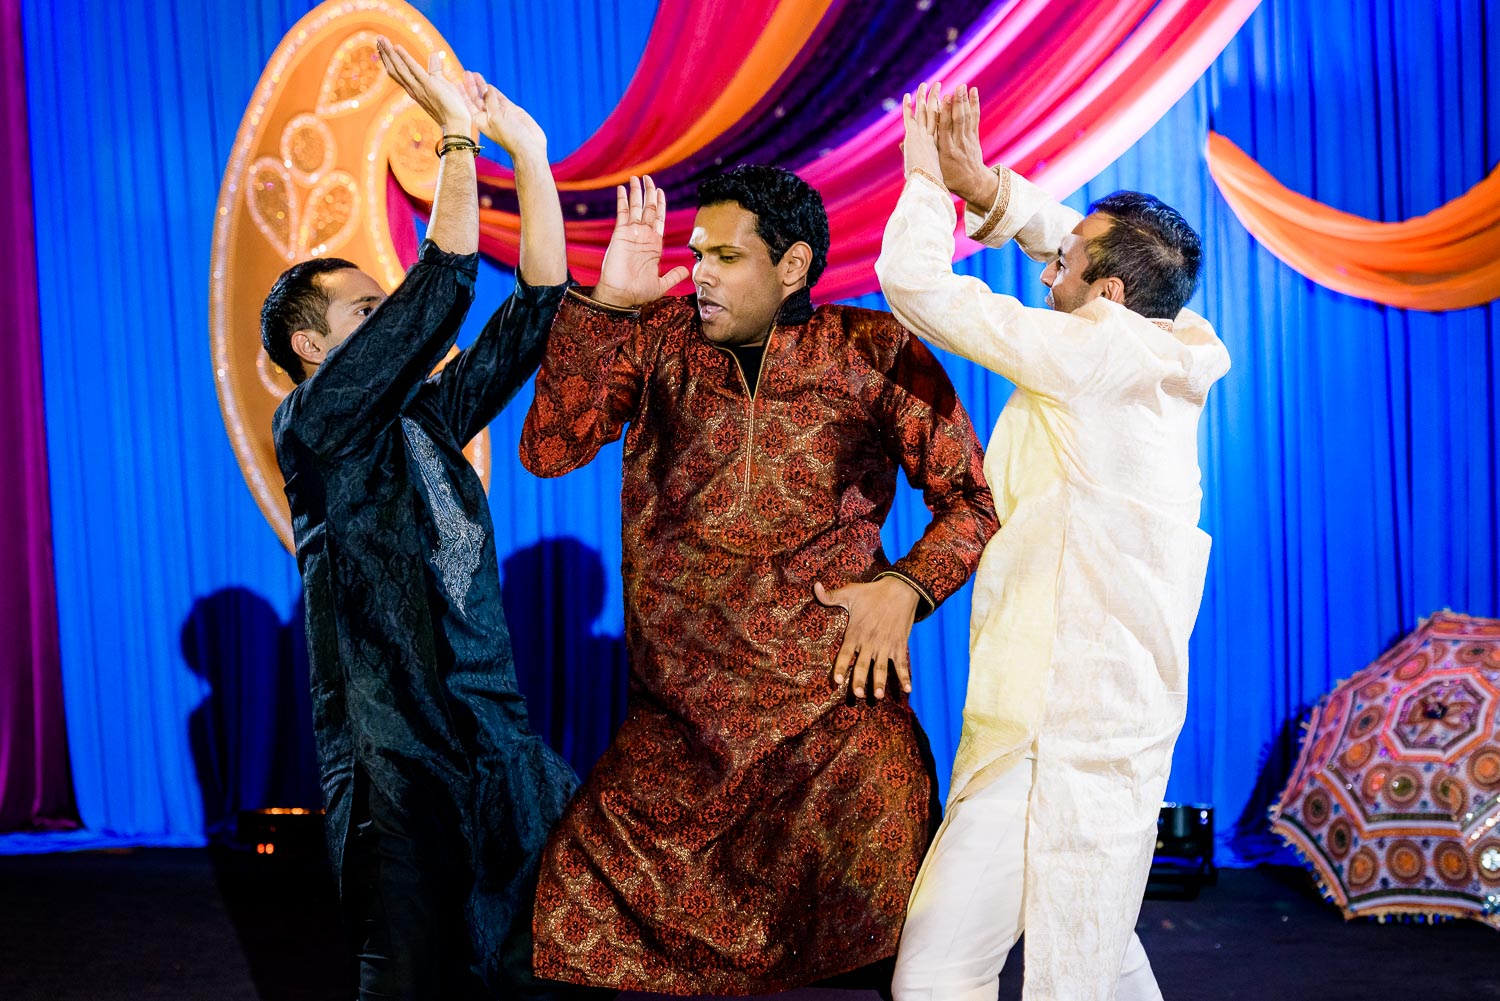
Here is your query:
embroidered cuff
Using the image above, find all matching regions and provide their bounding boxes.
[966,167,1013,245]
[906,167,947,193]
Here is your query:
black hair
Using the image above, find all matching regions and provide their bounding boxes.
[1082,191,1202,319]
[259,257,359,384]
[697,164,830,287]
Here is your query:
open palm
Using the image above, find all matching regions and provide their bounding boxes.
[462,71,545,159]
[376,37,469,132]
[594,175,690,309]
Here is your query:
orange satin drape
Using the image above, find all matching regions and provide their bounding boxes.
[1206,131,1500,312]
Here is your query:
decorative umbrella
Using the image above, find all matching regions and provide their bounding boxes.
[1272,611,1500,927]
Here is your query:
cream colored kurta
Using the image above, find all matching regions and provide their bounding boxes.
[877,170,1230,1000]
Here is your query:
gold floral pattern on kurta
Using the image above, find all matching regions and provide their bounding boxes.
[520,289,996,995]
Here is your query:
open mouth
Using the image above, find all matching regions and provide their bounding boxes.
[698,300,725,322]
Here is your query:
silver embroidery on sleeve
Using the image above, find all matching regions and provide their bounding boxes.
[401,417,483,614]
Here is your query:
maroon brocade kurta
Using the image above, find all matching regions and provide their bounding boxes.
[519,287,997,995]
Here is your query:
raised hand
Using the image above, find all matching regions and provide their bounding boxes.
[592,175,690,309]
[901,81,943,183]
[815,577,921,701]
[936,85,998,209]
[376,37,471,135]
[462,70,546,162]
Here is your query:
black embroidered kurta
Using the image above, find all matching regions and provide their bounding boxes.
[520,288,999,994]
[272,242,577,979]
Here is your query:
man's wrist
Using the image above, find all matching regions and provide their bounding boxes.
[510,147,551,178]
[438,116,474,137]
[875,570,935,618]
[590,283,642,310]
[948,164,994,206]
[877,572,921,606]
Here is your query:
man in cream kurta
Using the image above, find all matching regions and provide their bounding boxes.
[875,86,1231,1001]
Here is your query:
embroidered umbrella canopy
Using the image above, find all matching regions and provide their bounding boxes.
[1272,611,1500,928]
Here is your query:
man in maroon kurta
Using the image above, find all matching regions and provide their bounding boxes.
[520,167,997,995]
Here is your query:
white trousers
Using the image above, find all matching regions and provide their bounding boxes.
[892,757,1162,1001]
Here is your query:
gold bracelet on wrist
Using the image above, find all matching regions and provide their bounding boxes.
[435,135,481,157]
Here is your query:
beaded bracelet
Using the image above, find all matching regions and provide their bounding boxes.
[435,134,481,157]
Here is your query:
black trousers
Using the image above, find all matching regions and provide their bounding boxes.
[344,789,485,1001]
[343,781,613,1001]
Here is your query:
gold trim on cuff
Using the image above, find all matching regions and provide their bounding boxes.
[968,166,1012,244]
[906,167,947,192]
[565,286,641,316]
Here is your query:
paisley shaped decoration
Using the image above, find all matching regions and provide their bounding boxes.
[315,30,389,116]
[280,113,337,185]
[210,0,485,551]
[244,157,297,262]
[298,170,360,257]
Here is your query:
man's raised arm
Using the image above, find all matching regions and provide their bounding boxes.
[429,74,568,444]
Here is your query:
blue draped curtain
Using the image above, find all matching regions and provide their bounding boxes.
[9,0,1497,861]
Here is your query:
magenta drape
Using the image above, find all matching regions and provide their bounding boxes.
[0,0,75,832]
[443,0,1261,301]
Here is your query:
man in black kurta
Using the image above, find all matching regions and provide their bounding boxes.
[261,40,580,1000]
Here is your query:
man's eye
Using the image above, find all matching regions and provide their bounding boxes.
[356,307,374,316]
[690,250,703,261]
[720,255,737,264]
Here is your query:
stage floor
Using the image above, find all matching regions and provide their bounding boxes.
[0,850,1492,1000]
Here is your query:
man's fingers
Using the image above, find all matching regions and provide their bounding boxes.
[375,39,405,86]
[658,266,690,293]
[654,188,669,236]
[615,184,629,227]
[831,637,859,687]
[641,175,659,230]
[484,88,508,123]
[813,581,847,609]
[871,651,890,700]
[894,646,913,695]
[850,649,872,699]
[971,86,981,127]
[627,175,643,221]
[384,42,423,94]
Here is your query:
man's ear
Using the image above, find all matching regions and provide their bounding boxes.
[779,241,813,288]
[290,329,323,368]
[1099,276,1126,305]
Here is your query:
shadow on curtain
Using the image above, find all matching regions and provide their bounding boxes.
[502,538,628,778]
[180,589,321,839]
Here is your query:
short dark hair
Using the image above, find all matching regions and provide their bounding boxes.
[1082,191,1201,319]
[259,257,359,384]
[697,165,830,287]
